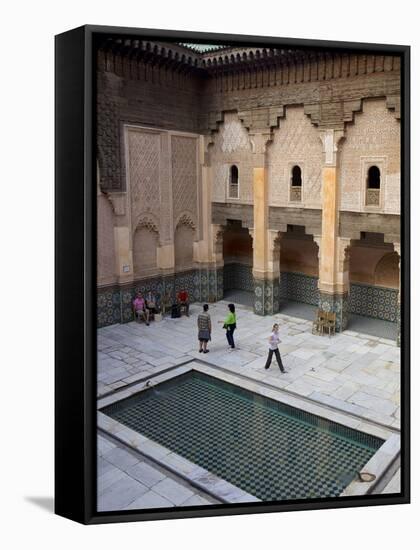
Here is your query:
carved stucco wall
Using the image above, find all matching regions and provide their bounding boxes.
[172,135,198,227]
[127,129,161,231]
[210,113,253,203]
[340,98,400,213]
[97,193,117,285]
[267,106,323,208]
[133,226,159,278]
[125,126,199,279]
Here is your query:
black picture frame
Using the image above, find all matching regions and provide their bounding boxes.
[55,24,410,525]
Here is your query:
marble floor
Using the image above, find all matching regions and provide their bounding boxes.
[97,299,401,511]
[224,290,398,340]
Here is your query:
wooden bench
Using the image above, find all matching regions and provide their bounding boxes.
[312,309,336,336]
[324,311,336,337]
[312,309,326,335]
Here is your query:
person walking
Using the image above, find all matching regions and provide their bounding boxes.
[264,323,286,372]
[197,304,212,353]
[220,303,237,350]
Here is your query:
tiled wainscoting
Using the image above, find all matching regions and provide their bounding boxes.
[223,263,254,292]
[98,267,399,328]
[280,272,319,306]
[349,283,398,322]
[97,267,223,328]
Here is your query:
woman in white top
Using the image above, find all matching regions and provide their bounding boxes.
[264,323,286,373]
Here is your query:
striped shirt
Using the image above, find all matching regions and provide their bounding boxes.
[197,312,211,330]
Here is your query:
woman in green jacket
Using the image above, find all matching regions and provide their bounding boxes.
[222,303,237,349]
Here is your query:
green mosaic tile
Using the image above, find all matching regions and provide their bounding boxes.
[102,371,383,502]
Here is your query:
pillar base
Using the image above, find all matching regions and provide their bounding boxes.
[254,277,280,316]
[197,265,224,302]
[319,291,349,332]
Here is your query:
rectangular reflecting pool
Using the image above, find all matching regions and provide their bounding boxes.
[101,371,384,501]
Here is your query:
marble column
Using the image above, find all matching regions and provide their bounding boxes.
[192,136,224,303]
[252,164,268,316]
[317,129,349,331]
[250,133,279,316]
[104,190,135,323]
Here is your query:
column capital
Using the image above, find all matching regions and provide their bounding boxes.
[248,131,273,164]
[267,229,281,248]
[319,129,345,167]
[102,191,127,217]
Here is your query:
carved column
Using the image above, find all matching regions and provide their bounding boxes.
[108,192,133,285]
[97,172,126,326]
[317,129,349,331]
[313,235,322,307]
[211,224,225,301]
[265,231,281,315]
[193,136,223,302]
[106,191,134,323]
[394,243,401,346]
[250,132,273,315]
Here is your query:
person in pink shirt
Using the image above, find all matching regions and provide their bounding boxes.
[133,292,150,325]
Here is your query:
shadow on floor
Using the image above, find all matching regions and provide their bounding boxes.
[223,289,254,308]
[347,314,397,340]
[223,289,397,340]
[25,496,54,514]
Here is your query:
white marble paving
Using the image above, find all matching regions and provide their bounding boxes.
[97,299,402,509]
[97,433,218,512]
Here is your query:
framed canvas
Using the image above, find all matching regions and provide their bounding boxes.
[55,25,410,525]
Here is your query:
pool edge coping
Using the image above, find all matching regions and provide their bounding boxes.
[97,361,399,504]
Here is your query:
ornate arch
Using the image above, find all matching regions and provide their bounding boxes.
[175,211,196,231]
[134,213,160,236]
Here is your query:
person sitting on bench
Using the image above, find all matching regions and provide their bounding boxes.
[133,292,150,326]
[177,289,190,317]
[145,290,158,317]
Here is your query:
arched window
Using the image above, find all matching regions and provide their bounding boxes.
[366,165,381,206]
[291,165,302,187]
[290,165,302,202]
[367,165,380,189]
[228,165,239,199]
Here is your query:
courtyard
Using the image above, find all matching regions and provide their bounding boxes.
[97,299,401,511]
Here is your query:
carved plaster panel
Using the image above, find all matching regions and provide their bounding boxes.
[339,99,400,213]
[214,112,252,154]
[268,106,323,208]
[210,113,253,202]
[127,129,161,231]
[171,135,198,226]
